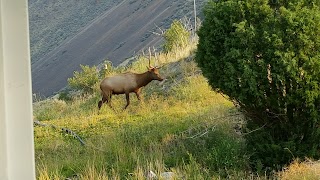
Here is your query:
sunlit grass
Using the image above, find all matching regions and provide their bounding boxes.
[33,31,320,180]
[278,159,320,180]
[34,44,251,179]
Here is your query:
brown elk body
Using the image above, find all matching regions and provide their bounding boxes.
[98,67,164,110]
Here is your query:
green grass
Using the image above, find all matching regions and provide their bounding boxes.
[34,45,251,179]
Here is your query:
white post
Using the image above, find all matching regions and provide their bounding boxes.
[193,0,197,36]
[0,0,36,179]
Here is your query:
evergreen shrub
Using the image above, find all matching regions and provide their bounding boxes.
[196,0,320,170]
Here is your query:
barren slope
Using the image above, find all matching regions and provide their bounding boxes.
[31,0,204,97]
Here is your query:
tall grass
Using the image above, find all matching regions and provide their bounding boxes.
[278,160,320,180]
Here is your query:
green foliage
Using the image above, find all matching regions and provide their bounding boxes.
[58,91,72,102]
[196,0,320,171]
[99,60,115,78]
[165,123,247,176]
[67,64,99,94]
[163,20,190,53]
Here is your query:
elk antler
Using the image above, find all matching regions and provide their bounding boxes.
[153,46,157,67]
[148,47,153,68]
[155,52,162,69]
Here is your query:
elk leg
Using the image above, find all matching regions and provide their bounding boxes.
[124,93,130,109]
[98,100,103,110]
[98,96,108,110]
[98,90,113,111]
[107,94,114,110]
[135,89,141,101]
[103,91,115,110]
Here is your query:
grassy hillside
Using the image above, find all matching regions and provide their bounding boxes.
[33,42,250,179]
[33,43,320,179]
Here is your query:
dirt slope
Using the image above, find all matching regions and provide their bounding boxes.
[31,0,203,97]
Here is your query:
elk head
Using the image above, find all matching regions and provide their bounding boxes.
[147,66,163,81]
[147,47,163,81]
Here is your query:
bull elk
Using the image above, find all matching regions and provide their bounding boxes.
[98,49,164,110]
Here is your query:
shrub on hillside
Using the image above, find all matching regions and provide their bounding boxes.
[196,0,320,171]
[58,91,72,102]
[163,20,190,53]
[99,60,114,78]
[68,64,99,94]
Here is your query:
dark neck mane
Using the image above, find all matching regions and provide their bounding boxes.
[136,71,153,88]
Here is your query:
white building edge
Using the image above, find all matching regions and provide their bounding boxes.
[0,0,36,179]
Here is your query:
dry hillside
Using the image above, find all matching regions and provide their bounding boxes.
[29,0,207,97]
